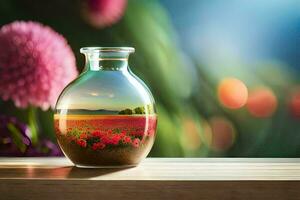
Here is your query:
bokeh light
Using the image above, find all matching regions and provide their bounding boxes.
[288,89,300,118]
[218,78,248,109]
[247,87,277,118]
[203,117,236,152]
[182,117,201,150]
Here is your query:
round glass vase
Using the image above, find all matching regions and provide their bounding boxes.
[54,47,157,168]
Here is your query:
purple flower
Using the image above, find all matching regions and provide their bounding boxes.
[0,115,31,156]
[25,139,63,157]
[0,114,63,156]
[0,21,78,110]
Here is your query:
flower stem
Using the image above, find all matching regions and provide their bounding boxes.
[28,106,38,145]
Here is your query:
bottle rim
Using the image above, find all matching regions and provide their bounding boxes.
[80,47,135,53]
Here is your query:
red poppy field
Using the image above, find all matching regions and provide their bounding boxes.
[54,114,157,166]
[54,114,157,149]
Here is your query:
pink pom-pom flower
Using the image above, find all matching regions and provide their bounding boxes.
[82,0,127,28]
[0,21,78,110]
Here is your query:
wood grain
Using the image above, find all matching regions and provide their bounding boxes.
[0,158,300,200]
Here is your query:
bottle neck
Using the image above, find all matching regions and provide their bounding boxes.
[83,50,131,71]
[87,58,129,71]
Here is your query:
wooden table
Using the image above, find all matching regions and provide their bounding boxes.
[0,158,300,200]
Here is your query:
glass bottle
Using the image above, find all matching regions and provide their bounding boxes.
[54,47,157,168]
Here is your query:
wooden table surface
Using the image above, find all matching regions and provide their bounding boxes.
[1,157,300,200]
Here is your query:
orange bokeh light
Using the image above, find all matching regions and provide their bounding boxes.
[204,117,235,152]
[218,78,248,109]
[288,90,300,118]
[247,87,277,118]
[182,118,201,150]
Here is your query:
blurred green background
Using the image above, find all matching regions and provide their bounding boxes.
[1,0,300,157]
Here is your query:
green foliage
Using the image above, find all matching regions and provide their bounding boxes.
[7,123,26,153]
[119,108,133,115]
[134,107,145,114]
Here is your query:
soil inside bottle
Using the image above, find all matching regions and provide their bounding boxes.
[54,114,157,167]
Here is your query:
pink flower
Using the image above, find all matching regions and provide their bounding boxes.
[120,130,126,137]
[132,138,140,148]
[111,135,121,145]
[107,129,113,135]
[76,139,87,148]
[92,130,102,137]
[100,135,109,144]
[82,0,127,28]
[122,136,131,144]
[92,142,105,150]
[147,130,155,137]
[79,133,88,139]
[0,21,78,110]
[131,130,144,136]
